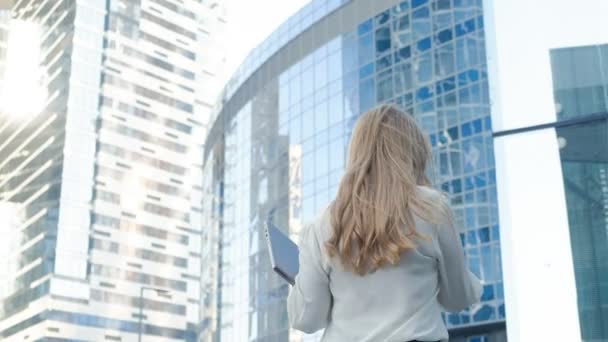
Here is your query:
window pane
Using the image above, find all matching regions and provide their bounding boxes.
[557,119,608,341]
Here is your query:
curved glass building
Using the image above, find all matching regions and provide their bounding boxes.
[202,1,504,341]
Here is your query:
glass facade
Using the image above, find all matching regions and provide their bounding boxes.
[203,0,505,341]
[551,45,608,120]
[0,0,226,341]
[552,44,608,341]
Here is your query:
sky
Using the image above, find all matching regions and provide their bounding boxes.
[224,0,310,80]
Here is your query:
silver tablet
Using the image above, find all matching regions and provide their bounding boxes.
[265,221,299,285]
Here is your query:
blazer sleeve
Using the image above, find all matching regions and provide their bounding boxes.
[287,222,332,333]
[435,215,482,312]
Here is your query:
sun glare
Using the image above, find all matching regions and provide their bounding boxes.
[0,19,46,118]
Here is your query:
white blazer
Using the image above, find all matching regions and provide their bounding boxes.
[287,187,482,342]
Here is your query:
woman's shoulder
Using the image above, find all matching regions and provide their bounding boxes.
[416,185,447,202]
[414,185,452,226]
[314,205,333,240]
[298,205,333,249]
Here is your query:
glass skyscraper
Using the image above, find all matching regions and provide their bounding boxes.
[549,44,607,341]
[202,0,504,341]
[0,0,225,340]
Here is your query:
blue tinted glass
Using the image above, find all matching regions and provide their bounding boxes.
[358,34,374,64]
[315,146,329,177]
[359,78,375,112]
[417,100,434,114]
[430,134,437,146]
[302,109,314,140]
[447,126,459,140]
[416,52,432,83]
[455,22,468,37]
[473,305,495,322]
[440,153,449,174]
[437,76,456,94]
[403,92,414,107]
[359,63,375,79]
[459,87,471,104]
[477,15,484,29]
[467,230,477,245]
[375,27,392,55]
[466,38,480,67]
[469,83,481,104]
[315,59,328,89]
[329,139,344,171]
[496,281,504,299]
[376,54,392,71]
[459,233,465,247]
[441,92,457,107]
[302,94,314,110]
[462,122,472,137]
[484,116,492,130]
[464,69,480,85]
[465,191,475,203]
[492,243,502,279]
[412,0,428,8]
[377,75,394,102]
[468,256,481,277]
[412,10,431,41]
[472,118,482,133]
[477,188,488,202]
[303,153,315,184]
[375,9,390,26]
[465,18,476,32]
[302,68,314,96]
[478,227,490,242]
[464,176,474,191]
[437,131,448,144]
[455,39,466,70]
[395,31,413,48]
[465,212,477,235]
[358,19,372,35]
[393,14,410,31]
[474,172,486,187]
[315,101,329,131]
[394,46,412,62]
[498,304,505,319]
[481,284,495,301]
[416,86,433,101]
[488,169,496,184]
[435,44,455,77]
[481,245,492,276]
[395,1,410,13]
[328,97,343,126]
[417,37,432,52]
[395,63,413,93]
[436,28,453,44]
[289,117,301,143]
[412,6,430,18]
[461,314,471,324]
[379,66,392,79]
[448,313,460,325]
[342,33,359,71]
[433,0,451,10]
[491,224,499,241]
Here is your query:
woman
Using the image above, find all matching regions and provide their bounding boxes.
[287,104,481,342]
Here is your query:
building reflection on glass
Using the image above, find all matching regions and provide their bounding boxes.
[552,44,608,342]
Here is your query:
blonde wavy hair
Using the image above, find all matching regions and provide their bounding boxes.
[326,104,449,275]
